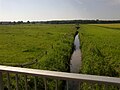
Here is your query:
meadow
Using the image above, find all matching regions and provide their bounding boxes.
[1,23,120,90]
[79,24,120,89]
[94,24,120,30]
[0,24,76,89]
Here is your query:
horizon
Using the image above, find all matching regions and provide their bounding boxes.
[1,19,120,22]
[0,0,120,21]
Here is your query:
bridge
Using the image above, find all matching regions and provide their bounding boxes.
[0,65,120,90]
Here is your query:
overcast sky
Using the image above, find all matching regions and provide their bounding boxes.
[0,0,120,21]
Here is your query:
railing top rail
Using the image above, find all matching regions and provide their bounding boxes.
[0,65,120,85]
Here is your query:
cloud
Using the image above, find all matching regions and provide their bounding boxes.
[105,0,120,5]
[74,0,83,5]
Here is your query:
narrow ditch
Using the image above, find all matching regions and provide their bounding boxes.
[68,30,82,90]
[70,31,81,73]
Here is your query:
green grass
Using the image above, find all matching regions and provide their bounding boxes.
[0,24,76,90]
[94,24,120,30]
[0,24,75,69]
[79,24,120,90]
[79,24,120,77]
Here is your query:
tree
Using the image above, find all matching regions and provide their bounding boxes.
[27,21,30,24]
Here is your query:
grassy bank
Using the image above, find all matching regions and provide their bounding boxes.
[79,24,120,77]
[0,24,76,89]
[79,24,120,90]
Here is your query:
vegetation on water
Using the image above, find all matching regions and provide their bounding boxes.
[79,24,120,90]
[0,24,76,90]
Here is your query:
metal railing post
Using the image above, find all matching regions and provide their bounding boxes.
[34,77,37,90]
[0,72,3,90]
[66,81,69,90]
[24,75,27,90]
[44,78,47,90]
[7,73,11,90]
[15,74,19,90]
[55,80,58,90]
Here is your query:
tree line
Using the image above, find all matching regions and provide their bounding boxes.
[0,20,120,25]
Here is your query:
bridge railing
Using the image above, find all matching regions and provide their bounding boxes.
[0,65,120,90]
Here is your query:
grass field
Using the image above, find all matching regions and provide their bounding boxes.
[94,24,120,30]
[1,23,120,89]
[79,24,120,77]
[79,24,120,90]
[0,24,76,90]
[0,24,76,71]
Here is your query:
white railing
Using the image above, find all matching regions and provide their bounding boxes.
[0,65,120,90]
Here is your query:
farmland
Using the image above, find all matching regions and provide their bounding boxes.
[79,24,120,77]
[0,23,120,89]
[78,24,120,90]
[0,24,77,89]
[0,24,76,71]
[0,24,76,89]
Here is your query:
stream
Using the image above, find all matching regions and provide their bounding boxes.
[70,34,81,73]
[68,33,82,90]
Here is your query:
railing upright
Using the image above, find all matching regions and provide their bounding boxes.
[44,78,47,90]
[0,72,3,90]
[24,75,28,90]
[55,80,58,90]
[15,74,19,90]
[7,73,11,90]
[34,77,37,90]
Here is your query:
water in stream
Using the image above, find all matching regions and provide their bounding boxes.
[68,33,82,90]
[70,34,81,73]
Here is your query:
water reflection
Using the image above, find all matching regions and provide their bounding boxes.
[70,34,81,73]
[68,33,81,90]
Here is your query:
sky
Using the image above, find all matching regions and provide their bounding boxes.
[0,0,120,21]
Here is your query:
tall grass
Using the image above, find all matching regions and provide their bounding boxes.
[0,24,76,89]
[79,24,120,90]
